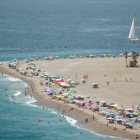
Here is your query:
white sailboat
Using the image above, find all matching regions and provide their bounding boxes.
[128,18,140,42]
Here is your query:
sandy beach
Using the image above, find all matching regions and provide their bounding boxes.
[0,57,140,140]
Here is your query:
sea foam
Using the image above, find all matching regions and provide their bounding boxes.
[8,77,22,82]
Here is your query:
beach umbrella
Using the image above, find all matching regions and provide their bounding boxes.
[122,120,129,122]
[58,89,62,91]
[119,109,125,111]
[126,123,133,125]
[100,111,106,113]
[100,54,103,55]
[133,125,138,127]
[107,117,114,120]
[133,117,139,120]
[55,56,59,58]
[133,112,139,116]
[78,101,83,104]
[81,96,85,98]
[116,116,122,118]
[88,104,93,106]
[110,103,115,105]
[96,101,99,103]
[73,55,76,58]
[80,56,83,58]
[116,119,122,121]
[136,105,140,108]
[28,63,35,66]
[70,81,74,84]
[46,89,52,92]
[90,54,93,56]
[70,98,75,100]
[51,91,56,94]
[125,108,134,111]
[76,95,81,97]
[110,114,115,118]
[61,84,69,87]
[13,65,17,67]
[67,91,72,93]
[83,101,89,103]
[100,101,106,103]
[63,93,69,96]
[118,111,122,113]
[92,83,98,85]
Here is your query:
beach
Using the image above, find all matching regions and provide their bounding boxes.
[0,57,140,139]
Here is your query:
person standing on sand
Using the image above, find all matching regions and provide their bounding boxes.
[93,114,94,120]
[25,91,26,96]
[75,74,77,78]
[107,81,109,85]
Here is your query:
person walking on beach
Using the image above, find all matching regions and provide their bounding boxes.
[25,91,26,96]
[107,81,109,85]
[125,78,127,82]
[93,114,94,120]
[75,74,77,78]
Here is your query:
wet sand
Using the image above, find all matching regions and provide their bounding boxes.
[0,57,140,140]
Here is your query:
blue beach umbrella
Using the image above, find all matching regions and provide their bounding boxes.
[133,125,138,127]
[110,114,115,118]
[116,116,122,118]
[122,120,129,122]
[68,91,72,93]
[51,91,56,94]
[70,98,75,100]
[100,111,106,113]
[133,117,139,119]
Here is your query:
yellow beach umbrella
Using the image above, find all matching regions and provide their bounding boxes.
[100,101,106,103]
[81,96,85,98]
[90,54,93,56]
[56,95,60,98]
[18,68,22,70]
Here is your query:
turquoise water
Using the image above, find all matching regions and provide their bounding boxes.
[0,74,124,140]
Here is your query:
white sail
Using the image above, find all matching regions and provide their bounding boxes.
[128,18,135,39]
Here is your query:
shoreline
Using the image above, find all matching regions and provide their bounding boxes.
[1,58,140,140]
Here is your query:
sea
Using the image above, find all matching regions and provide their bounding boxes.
[0,0,140,139]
